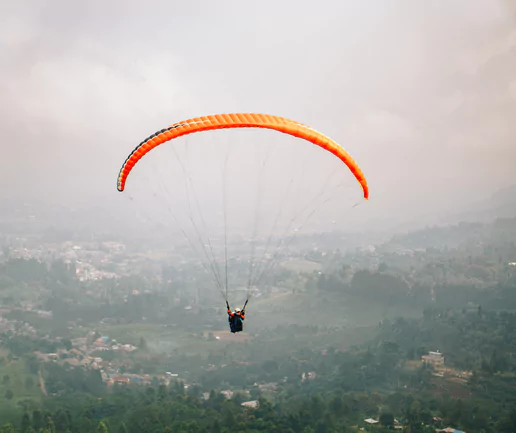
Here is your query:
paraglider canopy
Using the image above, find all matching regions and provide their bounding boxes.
[117,113,369,200]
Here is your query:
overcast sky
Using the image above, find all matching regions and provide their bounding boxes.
[1,0,515,235]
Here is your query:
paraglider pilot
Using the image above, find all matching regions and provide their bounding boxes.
[227,301,246,333]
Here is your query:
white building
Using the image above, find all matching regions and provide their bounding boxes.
[422,350,444,366]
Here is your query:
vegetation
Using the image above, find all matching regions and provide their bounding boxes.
[0,217,516,431]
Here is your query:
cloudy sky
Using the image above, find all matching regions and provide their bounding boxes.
[1,0,515,235]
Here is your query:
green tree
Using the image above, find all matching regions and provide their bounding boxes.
[43,417,56,433]
[497,416,514,432]
[53,410,69,432]
[379,412,394,427]
[32,410,43,431]
[138,337,147,350]
[0,424,15,433]
[20,413,31,433]
[62,339,73,351]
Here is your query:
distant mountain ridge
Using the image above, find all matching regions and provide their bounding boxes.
[443,184,516,223]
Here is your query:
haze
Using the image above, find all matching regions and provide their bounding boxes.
[1,0,515,235]
[2,3,516,430]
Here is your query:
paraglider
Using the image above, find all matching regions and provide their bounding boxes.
[116,113,369,333]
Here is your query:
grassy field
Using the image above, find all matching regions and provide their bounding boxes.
[281,259,322,273]
[95,323,167,342]
[0,349,42,409]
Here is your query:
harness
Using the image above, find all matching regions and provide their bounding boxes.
[227,300,247,333]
